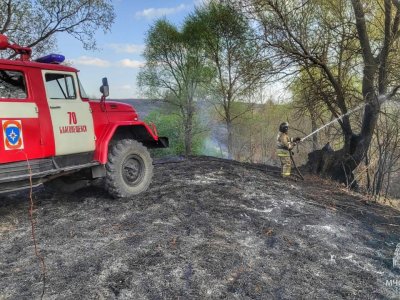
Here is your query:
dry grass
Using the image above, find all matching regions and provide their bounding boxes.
[0,223,16,234]
[0,210,18,236]
[376,197,400,212]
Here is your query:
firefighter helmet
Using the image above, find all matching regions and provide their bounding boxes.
[279,122,289,133]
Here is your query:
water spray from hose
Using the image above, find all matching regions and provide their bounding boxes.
[300,104,366,142]
[298,92,399,145]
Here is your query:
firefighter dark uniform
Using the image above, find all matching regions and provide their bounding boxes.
[276,122,300,177]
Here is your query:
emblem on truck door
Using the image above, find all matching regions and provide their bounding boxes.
[2,120,24,150]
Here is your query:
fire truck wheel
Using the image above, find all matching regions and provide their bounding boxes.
[105,139,153,198]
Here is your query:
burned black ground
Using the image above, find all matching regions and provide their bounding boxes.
[0,156,399,299]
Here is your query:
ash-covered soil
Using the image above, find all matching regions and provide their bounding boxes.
[0,156,399,299]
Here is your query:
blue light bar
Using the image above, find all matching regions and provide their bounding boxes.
[35,54,65,64]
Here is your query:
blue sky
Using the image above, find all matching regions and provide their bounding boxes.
[57,0,203,99]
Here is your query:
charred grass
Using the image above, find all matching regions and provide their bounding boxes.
[0,156,399,299]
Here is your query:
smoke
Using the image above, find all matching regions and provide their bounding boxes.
[202,135,228,158]
[195,99,229,158]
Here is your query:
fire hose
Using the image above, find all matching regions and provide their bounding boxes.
[290,144,304,180]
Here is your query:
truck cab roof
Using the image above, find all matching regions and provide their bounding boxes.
[0,58,78,73]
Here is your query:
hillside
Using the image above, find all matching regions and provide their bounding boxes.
[0,156,399,299]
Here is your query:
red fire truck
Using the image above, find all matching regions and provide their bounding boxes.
[0,34,168,198]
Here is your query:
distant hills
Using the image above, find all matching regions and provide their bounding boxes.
[116,99,171,119]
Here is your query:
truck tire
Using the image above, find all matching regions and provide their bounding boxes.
[105,139,153,198]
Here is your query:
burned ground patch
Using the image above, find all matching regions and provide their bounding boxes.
[0,156,399,299]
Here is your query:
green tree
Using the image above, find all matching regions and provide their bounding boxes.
[290,68,346,152]
[0,0,115,57]
[138,19,212,156]
[187,1,271,159]
[242,0,400,185]
[145,110,207,157]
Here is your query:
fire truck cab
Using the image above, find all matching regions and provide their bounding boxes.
[0,34,168,197]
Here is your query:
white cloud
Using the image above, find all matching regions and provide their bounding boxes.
[108,43,145,54]
[135,4,188,19]
[72,56,111,67]
[194,0,211,6]
[120,84,134,90]
[118,59,145,69]
[71,56,144,69]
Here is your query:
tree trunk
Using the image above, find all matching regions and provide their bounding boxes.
[307,154,350,186]
[226,120,233,159]
[311,117,318,151]
[365,154,371,193]
[184,117,193,157]
[184,101,194,157]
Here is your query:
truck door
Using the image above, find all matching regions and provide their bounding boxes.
[0,67,42,163]
[42,70,95,156]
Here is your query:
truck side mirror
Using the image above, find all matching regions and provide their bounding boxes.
[99,77,109,98]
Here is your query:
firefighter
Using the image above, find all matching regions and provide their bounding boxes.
[276,122,301,178]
